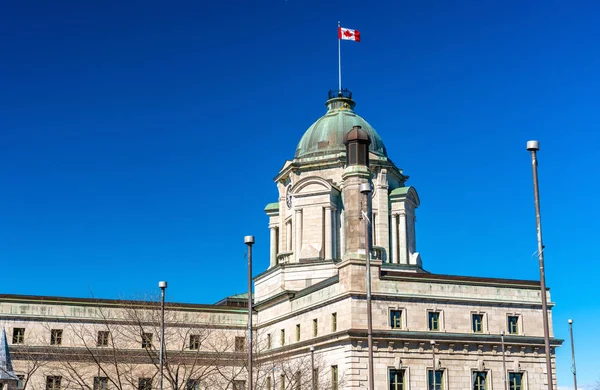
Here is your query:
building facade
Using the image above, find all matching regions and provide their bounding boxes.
[1,90,560,390]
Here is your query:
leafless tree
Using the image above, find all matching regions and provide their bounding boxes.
[46,294,242,390]
[241,329,346,390]
[1,327,51,390]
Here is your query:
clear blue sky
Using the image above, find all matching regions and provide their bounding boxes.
[1,1,598,387]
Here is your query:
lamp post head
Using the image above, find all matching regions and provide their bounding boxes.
[429,340,435,346]
[244,235,255,245]
[526,140,540,151]
[359,182,372,194]
[158,281,167,289]
[568,319,573,324]
[501,330,505,336]
[310,346,315,352]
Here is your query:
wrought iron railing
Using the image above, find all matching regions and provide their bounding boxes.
[328,88,352,99]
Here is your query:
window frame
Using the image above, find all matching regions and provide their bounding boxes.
[280,329,285,346]
[313,318,318,337]
[232,380,245,390]
[507,315,520,335]
[17,374,25,390]
[296,324,301,342]
[97,331,109,347]
[267,333,271,349]
[428,311,441,331]
[141,333,153,349]
[189,334,200,350]
[390,309,403,330]
[331,313,337,332]
[93,376,109,390]
[331,365,338,390]
[508,372,524,390]
[389,368,406,390]
[266,376,272,390]
[46,376,62,390]
[185,379,199,390]
[427,369,444,390]
[13,328,25,344]
[138,378,152,390]
[471,313,484,333]
[472,371,487,390]
[50,329,63,346]
[234,336,246,352]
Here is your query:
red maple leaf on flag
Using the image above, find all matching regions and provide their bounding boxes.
[343,30,354,38]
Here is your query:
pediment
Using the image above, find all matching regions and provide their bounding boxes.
[292,176,339,196]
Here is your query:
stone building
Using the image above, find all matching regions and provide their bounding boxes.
[1,90,560,390]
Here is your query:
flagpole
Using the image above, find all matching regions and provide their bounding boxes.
[338,21,342,92]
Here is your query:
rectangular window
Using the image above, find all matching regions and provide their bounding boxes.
[233,380,245,390]
[138,378,152,390]
[267,333,271,349]
[390,310,402,329]
[331,366,338,390]
[473,372,487,390]
[281,329,285,346]
[189,334,200,350]
[266,376,272,390]
[313,319,318,337]
[332,313,337,332]
[50,329,63,346]
[508,316,519,334]
[93,377,108,390]
[185,380,199,390]
[428,370,443,390]
[97,331,109,347]
[280,375,285,390]
[509,373,523,390]
[428,312,440,331]
[141,333,153,349]
[313,368,318,389]
[296,324,301,342]
[295,371,301,390]
[389,369,405,390]
[13,328,25,344]
[46,376,62,390]
[472,314,484,333]
[235,336,246,351]
[17,375,25,389]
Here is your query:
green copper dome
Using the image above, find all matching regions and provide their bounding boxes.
[295,94,387,159]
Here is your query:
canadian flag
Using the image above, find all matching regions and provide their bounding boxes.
[338,27,360,42]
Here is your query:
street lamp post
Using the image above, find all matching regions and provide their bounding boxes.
[310,346,315,390]
[360,182,374,390]
[430,340,436,390]
[568,319,578,390]
[501,331,507,390]
[526,140,554,390]
[244,236,255,390]
[158,281,167,390]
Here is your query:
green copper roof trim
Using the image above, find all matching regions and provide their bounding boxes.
[390,187,411,196]
[264,202,279,212]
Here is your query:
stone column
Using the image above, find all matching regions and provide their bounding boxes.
[372,212,377,246]
[269,226,277,267]
[295,209,302,262]
[286,221,292,251]
[339,209,345,260]
[398,211,408,264]
[324,206,332,260]
[332,208,338,260]
[391,213,399,263]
